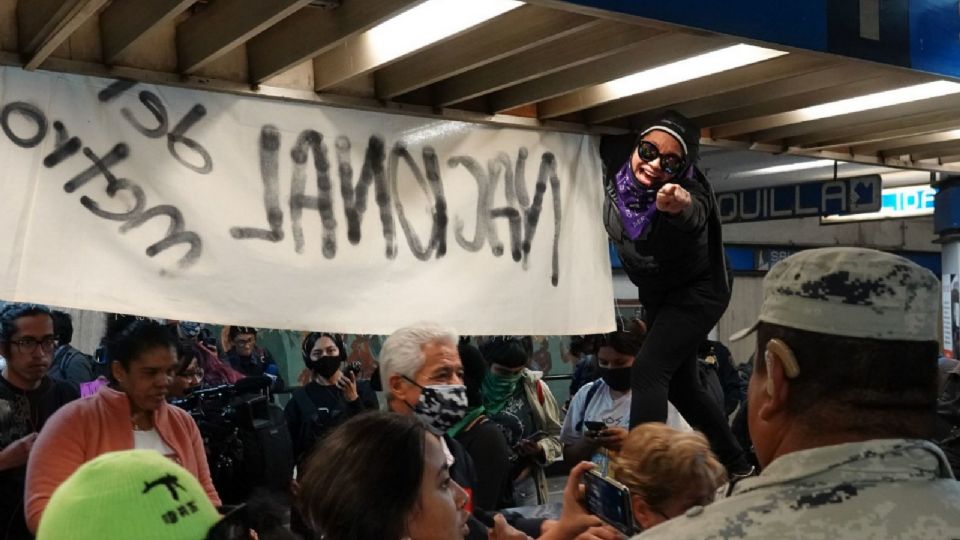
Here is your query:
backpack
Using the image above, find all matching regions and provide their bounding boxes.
[574,382,604,433]
[50,346,95,383]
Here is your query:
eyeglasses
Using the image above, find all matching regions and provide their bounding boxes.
[636,140,685,176]
[234,337,255,346]
[6,337,58,354]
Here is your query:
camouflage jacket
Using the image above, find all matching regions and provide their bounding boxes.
[635,439,960,539]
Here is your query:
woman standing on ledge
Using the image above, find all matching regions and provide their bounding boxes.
[600,110,750,475]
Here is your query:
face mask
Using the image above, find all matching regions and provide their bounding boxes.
[403,376,468,435]
[599,366,632,392]
[307,356,341,379]
[481,370,523,415]
[612,160,658,241]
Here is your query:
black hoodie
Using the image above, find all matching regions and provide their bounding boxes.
[600,133,730,298]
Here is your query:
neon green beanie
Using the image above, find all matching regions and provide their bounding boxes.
[37,450,221,540]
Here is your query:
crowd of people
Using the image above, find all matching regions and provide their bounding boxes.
[2,110,960,539]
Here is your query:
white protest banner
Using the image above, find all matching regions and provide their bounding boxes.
[0,67,614,335]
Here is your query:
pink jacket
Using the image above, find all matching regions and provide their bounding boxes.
[25,386,221,532]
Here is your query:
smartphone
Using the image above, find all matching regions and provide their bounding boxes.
[583,469,637,536]
[513,431,546,448]
[583,420,606,433]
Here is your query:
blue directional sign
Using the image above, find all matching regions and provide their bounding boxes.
[716,174,882,224]
[822,184,936,223]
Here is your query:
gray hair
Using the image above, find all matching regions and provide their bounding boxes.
[380,322,458,388]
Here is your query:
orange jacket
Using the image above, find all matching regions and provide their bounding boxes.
[24,386,220,532]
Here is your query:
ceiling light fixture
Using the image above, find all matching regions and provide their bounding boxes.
[794,80,960,121]
[732,159,842,177]
[597,44,787,103]
[364,0,522,66]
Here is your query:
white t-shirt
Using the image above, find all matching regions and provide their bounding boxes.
[133,428,176,459]
[561,380,691,472]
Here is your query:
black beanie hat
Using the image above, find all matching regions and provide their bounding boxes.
[479,337,529,369]
[637,110,701,166]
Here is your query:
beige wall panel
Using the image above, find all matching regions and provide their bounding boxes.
[190,43,248,82]
[717,276,763,365]
[64,13,102,62]
[56,307,106,358]
[111,14,179,72]
[261,58,313,90]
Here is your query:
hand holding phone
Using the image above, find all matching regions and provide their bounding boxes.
[583,421,606,435]
[583,470,637,536]
[336,370,359,402]
[514,431,543,457]
[595,427,628,452]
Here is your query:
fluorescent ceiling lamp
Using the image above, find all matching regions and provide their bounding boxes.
[795,80,960,121]
[363,0,522,65]
[733,159,842,177]
[598,44,787,102]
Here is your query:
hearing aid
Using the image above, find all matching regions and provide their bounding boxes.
[763,338,800,397]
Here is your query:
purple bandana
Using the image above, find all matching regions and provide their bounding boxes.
[613,160,658,240]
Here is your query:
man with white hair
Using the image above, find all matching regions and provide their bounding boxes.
[636,247,960,539]
[381,323,562,540]
[380,322,468,430]
[381,323,499,538]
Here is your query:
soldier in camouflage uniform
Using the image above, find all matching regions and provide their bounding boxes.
[636,247,960,539]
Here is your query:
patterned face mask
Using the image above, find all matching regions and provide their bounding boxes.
[402,376,468,435]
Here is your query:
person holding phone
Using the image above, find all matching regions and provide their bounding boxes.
[600,110,751,476]
[561,320,689,475]
[479,337,563,507]
[285,332,378,465]
[565,424,726,538]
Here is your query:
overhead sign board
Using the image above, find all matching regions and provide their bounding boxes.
[562,0,960,79]
[821,184,935,223]
[716,175,882,224]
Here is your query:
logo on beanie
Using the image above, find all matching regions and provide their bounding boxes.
[142,473,201,525]
[143,474,187,500]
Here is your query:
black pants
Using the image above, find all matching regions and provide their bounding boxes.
[629,278,746,468]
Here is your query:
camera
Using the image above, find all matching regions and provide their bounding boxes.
[171,377,293,504]
[344,361,362,378]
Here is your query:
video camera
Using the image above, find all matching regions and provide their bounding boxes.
[171,376,293,504]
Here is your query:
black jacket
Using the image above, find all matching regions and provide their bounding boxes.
[0,376,77,540]
[285,380,378,462]
[600,134,730,297]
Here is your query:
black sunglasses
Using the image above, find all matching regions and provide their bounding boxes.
[636,140,685,176]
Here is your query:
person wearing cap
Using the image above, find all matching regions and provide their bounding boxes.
[36,449,294,540]
[600,110,749,475]
[635,247,960,539]
[36,450,222,540]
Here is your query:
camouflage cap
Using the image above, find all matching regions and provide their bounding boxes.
[730,247,939,342]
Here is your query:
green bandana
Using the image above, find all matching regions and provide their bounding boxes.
[481,371,522,415]
[447,406,486,438]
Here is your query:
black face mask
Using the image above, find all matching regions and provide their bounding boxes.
[599,366,632,392]
[306,356,341,379]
